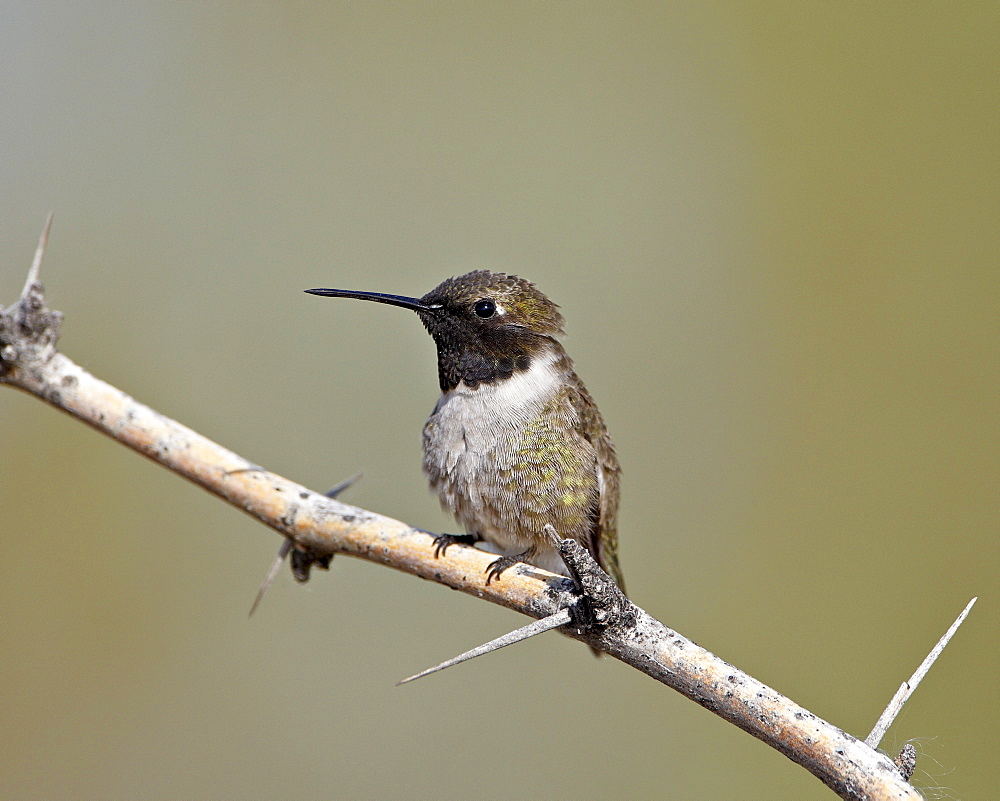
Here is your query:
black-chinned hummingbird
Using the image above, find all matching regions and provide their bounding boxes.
[306,270,624,593]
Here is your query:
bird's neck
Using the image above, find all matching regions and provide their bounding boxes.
[435,337,566,395]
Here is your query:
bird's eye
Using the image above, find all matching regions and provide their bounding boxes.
[474,299,496,318]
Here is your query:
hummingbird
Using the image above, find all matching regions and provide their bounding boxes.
[305,271,624,594]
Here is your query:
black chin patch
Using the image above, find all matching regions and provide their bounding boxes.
[439,348,533,391]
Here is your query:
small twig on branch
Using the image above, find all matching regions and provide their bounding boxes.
[865,596,978,750]
[1,217,960,800]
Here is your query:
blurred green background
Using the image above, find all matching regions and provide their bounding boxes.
[1,3,995,799]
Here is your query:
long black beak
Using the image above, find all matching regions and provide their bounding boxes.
[304,287,437,312]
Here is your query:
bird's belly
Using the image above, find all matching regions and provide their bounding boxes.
[421,375,598,576]
[422,389,527,549]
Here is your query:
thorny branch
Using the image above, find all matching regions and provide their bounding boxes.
[2,219,976,801]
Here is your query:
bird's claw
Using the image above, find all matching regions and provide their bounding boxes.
[484,546,537,585]
[432,532,479,559]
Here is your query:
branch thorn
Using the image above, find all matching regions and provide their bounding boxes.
[865,596,978,749]
[247,472,362,616]
[23,212,54,299]
[398,608,572,685]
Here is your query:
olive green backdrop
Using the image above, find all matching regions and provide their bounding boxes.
[1,3,995,799]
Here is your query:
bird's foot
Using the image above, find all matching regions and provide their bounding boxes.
[432,532,481,559]
[485,546,537,584]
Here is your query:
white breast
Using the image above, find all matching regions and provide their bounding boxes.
[426,351,560,462]
[421,351,563,549]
